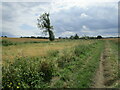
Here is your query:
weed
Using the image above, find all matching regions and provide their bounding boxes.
[1,40,17,46]
[40,61,54,82]
[3,39,117,88]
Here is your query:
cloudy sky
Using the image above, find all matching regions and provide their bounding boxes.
[1,0,119,38]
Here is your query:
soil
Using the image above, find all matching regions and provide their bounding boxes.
[92,41,118,88]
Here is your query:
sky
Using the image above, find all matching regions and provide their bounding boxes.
[0,0,119,38]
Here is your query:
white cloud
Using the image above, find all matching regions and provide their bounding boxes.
[1,0,52,2]
[1,1,118,37]
[81,25,92,34]
[60,31,75,37]
[2,2,52,37]
[0,3,2,36]
[82,25,89,30]
[80,13,92,19]
[80,13,88,17]
[2,0,119,2]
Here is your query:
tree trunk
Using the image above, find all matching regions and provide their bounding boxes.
[48,29,55,41]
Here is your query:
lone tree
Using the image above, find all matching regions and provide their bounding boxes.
[74,34,79,39]
[37,13,55,41]
[70,35,74,39]
[97,35,102,39]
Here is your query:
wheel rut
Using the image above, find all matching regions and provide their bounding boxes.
[92,41,117,88]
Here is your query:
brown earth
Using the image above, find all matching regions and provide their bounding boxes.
[92,41,118,88]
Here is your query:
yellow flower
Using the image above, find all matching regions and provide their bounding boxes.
[17,86,19,88]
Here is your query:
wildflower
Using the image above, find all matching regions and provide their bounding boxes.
[17,86,19,88]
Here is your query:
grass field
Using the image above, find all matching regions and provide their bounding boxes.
[1,38,119,88]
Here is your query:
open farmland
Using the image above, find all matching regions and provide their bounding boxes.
[1,38,119,88]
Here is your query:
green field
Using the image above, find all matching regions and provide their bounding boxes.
[1,38,119,88]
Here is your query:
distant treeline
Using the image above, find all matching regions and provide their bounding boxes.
[1,36,7,38]
[20,36,49,39]
[20,35,101,39]
[59,34,103,39]
[1,35,119,39]
[59,34,119,39]
[59,36,100,39]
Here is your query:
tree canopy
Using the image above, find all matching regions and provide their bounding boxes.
[37,13,55,41]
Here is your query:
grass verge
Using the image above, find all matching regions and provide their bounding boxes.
[2,40,105,88]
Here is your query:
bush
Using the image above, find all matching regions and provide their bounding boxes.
[40,61,54,82]
[57,49,77,68]
[1,40,16,46]
[2,57,49,88]
[97,35,102,39]
[74,45,90,57]
[48,50,59,57]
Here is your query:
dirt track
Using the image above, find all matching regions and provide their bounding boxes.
[92,41,118,88]
[93,52,105,88]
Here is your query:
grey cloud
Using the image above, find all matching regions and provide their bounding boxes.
[50,2,117,37]
[1,2,118,37]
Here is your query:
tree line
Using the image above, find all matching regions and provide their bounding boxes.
[20,34,102,39]
[59,34,102,39]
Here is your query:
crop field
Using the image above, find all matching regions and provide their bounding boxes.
[1,38,119,88]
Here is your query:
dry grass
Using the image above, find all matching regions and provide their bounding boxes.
[102,38,120,41]
[2,38,119,64]
[1,37,49,42]
[2,38,94,63]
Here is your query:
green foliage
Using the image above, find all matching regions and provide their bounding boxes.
[24,41,49,44]
[57,53,76,68]
[97,35,102,39]
[53,40,105,88]
[80,36,90,39]
[69,36,74,39]
[2,40,106,88]
[74,45,90,57]
[40,61,54,82]
[1,40,17,46]
[74,34,79,39]
[70,34,79,39]
[48,50,59,57]
[1,39,50,46]
[2,57,54,88]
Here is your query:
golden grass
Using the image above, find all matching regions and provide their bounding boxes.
[2,38,94,63]
[102,38,120,41]
[1,37,49,42]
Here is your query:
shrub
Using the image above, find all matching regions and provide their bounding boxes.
[2,57,46,88]
[57,50,77,68]
[48,50,59,57]
[1,40,16,46]
[97,35,102,39]
[74,45,90,57]
[40,61,54,82]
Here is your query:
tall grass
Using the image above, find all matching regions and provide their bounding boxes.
[2,57,55,88]
[1,39,50,46]
[2,40,105,88]
[1,40,17,46]
[108,40,119,88]
[52,41,105,88]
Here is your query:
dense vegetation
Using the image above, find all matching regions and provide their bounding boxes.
[1,38,119,88]
[2,39,105,88]
[0,39,49,46]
